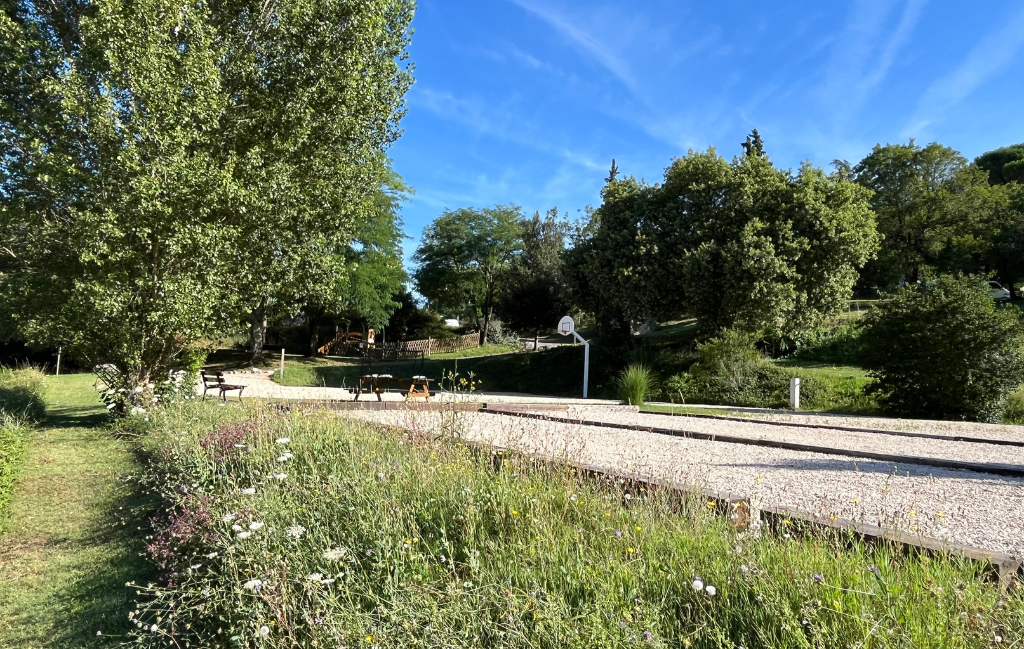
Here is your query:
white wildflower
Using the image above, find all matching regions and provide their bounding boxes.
[205,552,218,559]
[276,437,291,444]
[276,452,293,462]
[321,578,336,585]
[272,472,287,481]
[323,547,347,561]
[286,524,305,539]
[150,624,159,633]
[222,513,237,523]
[231,524,243,532]
[241,487,256,495]
[259,626,270,637]
[248,521,264,531]
[242,579,263,590]
[106,403,117,410]
[306,572,323,582]
[692,579,704,591]
[705,585,717,597]
[236,531,252,539]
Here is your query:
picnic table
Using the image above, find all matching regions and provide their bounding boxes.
[355,374,432,402]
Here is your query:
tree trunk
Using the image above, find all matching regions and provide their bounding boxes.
[480,305,492,346]
[249,299,268,365]
[306,308,324,357]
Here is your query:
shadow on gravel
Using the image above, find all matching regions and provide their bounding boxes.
[720,458,1024,482]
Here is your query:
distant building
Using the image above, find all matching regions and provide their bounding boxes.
[444,318,460,328]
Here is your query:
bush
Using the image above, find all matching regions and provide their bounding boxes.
[1004,388,1024,424]
[616,364,654,405]
[0,366,47,423]
[124,405,1023,647]
[861,275,1024,422]
[669,330,791,408]
[788,322,865,365]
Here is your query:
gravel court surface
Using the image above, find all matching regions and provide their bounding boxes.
[568,408,1024,468]
[339,408,1024,558]
[652,406,1024,444]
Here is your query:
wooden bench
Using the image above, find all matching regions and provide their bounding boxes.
[200,371,246,402]
[355,375,432,402]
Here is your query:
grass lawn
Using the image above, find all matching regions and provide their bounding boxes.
[0,373,154,648]
[271,343,611,397]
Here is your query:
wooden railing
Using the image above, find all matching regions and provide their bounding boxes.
[319,332,480,357]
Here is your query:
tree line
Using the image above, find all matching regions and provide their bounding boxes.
[413,133,1024,345]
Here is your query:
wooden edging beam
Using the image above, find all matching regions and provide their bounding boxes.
[479,409,1024,478]
[641,409,1024,448]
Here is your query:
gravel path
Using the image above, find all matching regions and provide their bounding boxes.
[340,408,1024,558]
[651,405,1024,443]
[567,408,1024,468]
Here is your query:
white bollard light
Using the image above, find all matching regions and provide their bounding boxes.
[789,377,800,410]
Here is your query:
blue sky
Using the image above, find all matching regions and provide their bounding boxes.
[389,0,1024,266]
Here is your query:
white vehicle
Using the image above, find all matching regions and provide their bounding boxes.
[988,280,1011,302]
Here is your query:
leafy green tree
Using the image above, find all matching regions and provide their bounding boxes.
[303,166,410,355]
[568,135,879,338]
[860,275,1024,422]
[414,205,524,344]
[851,141,1006,288]
[0,0,415,399]
[976,142,1024,185]
[496,208,570,335]
[385,290,456,341]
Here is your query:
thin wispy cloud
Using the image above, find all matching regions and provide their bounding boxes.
[903,5,1024,137]
[507,0,639,93]
[817,0,927,121]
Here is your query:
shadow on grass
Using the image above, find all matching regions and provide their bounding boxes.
[42,461,158,647]
[44,405,108,429]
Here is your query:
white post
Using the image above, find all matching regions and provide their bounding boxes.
[790,377,800,410]
[572,331,590,398]
[280,348,285,378]
[56,346,62,376]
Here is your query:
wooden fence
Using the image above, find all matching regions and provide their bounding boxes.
[319,332,480,357]
[377,332,480,356]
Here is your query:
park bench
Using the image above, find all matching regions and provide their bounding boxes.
[355,374,432,402]
[200,370,246,402]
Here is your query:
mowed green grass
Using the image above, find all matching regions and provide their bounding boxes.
[0,373,154,648]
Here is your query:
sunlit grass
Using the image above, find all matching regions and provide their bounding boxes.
[123,403,1023,647]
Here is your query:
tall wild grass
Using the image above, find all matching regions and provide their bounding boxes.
[122,403,1022,647]
[617,364,654,406]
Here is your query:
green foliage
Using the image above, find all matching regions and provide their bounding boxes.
[495,208,571,334]
[125,405,1022,647]
[0,418,28,532]
[1003,388,1024,424]
[0,0,415,384]
[670,330,790,407]
[616,364,654,405]
[0,367,47,423]
[414,205,525,344]
[789,322,865,365]
[861,275,1024,421]
[852,141,1012,289]
[976,142,1024,185]
[569,134,879,337]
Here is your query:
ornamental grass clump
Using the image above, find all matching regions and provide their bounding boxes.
[616,363,654,406]
[127,403,1023,648]
[0,366,47,423]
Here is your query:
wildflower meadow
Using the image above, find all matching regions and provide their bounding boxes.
[120,402,1023,648]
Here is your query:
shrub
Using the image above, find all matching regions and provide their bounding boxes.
[861,275,1024,421]
[1004,388,1024,424]
[616,364,654,405]
[125,405,1023,647]
[671,330,790,407]
[789,321,865,365]
[0,366,47,423]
